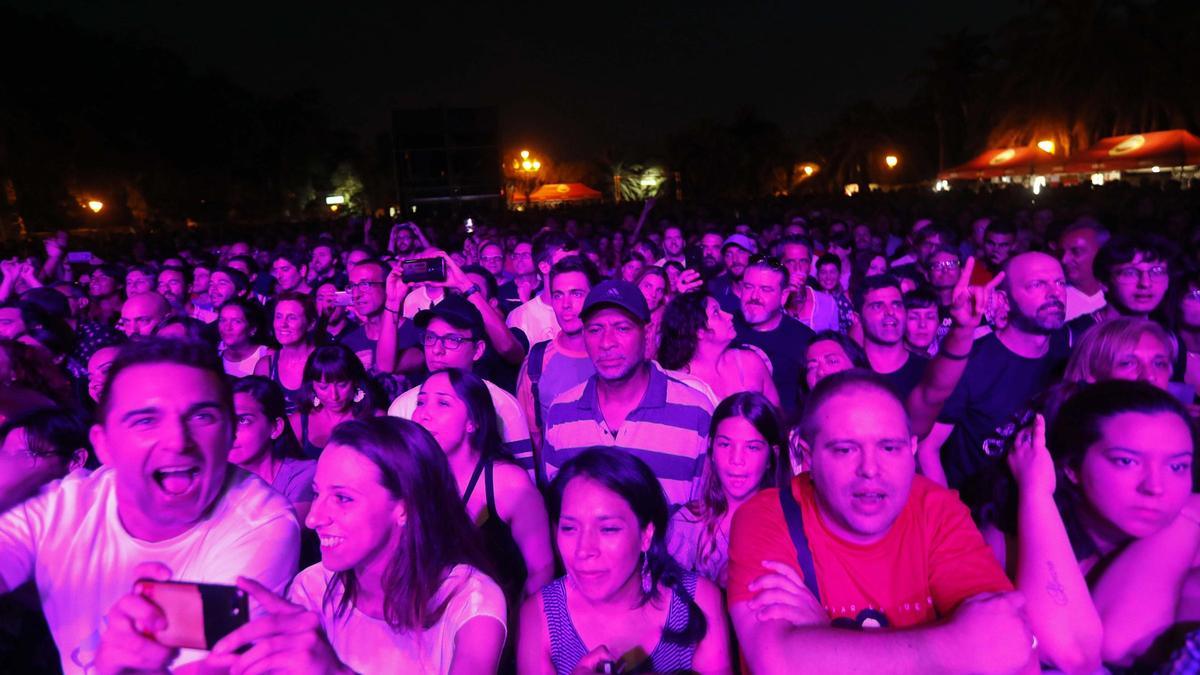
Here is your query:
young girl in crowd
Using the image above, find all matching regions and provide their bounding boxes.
[658,292,780,407]
[413,368,555,599]
[668,392,790,586]
[218,296,272,377]
[635,266,669,359]
[289,344,378,458]
[981,380,1197,671]
[254,291,319,413]
[519,448,730,674]
[210,417,506,674]
[230,376,316,520]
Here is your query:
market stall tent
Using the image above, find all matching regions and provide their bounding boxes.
[521,183,604,204]
[1062,129,1200,173]
[939,146,1060,180]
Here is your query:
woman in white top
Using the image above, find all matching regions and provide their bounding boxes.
[218,296,271,378]
[209,417,507,675]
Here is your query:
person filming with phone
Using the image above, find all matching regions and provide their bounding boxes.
[0,338,300,674]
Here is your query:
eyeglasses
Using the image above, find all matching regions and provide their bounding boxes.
[347,281,385,292]
[929,260,961,272]
[422,331,475,351]
[1114,265,1168,284]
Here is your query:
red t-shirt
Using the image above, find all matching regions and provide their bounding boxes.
[727,473,1011,629]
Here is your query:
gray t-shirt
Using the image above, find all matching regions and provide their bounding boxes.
[272,457,316,508]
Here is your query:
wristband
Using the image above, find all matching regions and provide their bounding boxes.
[461,284,481,299]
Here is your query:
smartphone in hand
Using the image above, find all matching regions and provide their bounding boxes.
[400,257,447,283]
[133,579,249,650]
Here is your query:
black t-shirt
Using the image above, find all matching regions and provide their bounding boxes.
[475,327,530,395]
[497,280,540,316]
[937,330,1069,499]
[735,314,815,419]
[878,352,929,401]
[336,318,420,371]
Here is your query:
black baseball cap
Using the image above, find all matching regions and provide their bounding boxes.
[414,295,484,339]
[580,280,651,324]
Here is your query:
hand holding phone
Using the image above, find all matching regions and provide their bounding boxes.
[95,562,180,674]
[400,257,447,283]
[133,579,249,650]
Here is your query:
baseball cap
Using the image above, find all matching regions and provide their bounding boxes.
[580,280,651,324]
[414,294,484,339]
[722,234,758,255]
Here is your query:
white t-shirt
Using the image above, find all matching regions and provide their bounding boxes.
[1065,284,1106,321]
[288,563,506,675]
[403,285,447,319]
[505,294,559,345]
[388,378,534,467]
[0,466,300,675]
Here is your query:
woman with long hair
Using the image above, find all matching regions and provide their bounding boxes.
[412,368,555,600]
[210,417,506,674]
[668,393,789,587]
[288,344,379,458]
[218,296,272,377]
[658,292,779,407]
[519,448,730,674]
[254,291,319,414]
[979,380,1197,671]
[230,376,315,520]
[636,266,670,360]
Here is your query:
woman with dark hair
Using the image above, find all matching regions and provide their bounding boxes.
[231,376,315,519]
[802,329,870,392]
[219,296,272,377]
[288,344,379,458]
[620,251,646,283]
[254,291,319,414]
[979,380,1197,671]
[0,408,89,512]
[413,368,555,600]
[211,417,506,674]
[153,315,216,347]
[0,339,74,406]
[658,292,779,407]
[636,266,670,359]
[668,393,789,587]
[519,448,730,674]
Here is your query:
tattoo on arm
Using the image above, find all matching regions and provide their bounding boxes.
[1045,561,1069,606]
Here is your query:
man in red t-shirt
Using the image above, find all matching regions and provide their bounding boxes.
[728,370,1035,674]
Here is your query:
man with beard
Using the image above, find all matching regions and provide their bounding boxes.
[735,256,815,418]
[655,225,686,266]
[709,234,755,314]
[920,252,1069,498]
[698,230,725,275]
[307,240,346,289]
[156,265,191,314]
[859,275,927,399]
[728,371,1029,675]
[969,220,1016,286]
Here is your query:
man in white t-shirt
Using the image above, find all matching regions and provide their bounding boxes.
[505,230,577,345]
[0,338,300,675]
[389,296,534,466]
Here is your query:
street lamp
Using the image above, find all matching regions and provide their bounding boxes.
[884,155,899,169]
[514,150,543,207]
[86,200,104,213]
[1037,139,1055,154]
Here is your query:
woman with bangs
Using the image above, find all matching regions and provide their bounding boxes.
[255,291,320,414]
[288,344,380,458]
[667,392,790,587]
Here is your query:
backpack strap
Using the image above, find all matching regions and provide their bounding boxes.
[778,484,822,604]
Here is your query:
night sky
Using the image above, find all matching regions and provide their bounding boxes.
[6,1,1019,159]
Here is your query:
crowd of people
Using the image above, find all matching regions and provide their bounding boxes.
[1,182,1199,673]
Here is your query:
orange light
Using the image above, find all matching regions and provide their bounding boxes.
[521,160,533,171]
[803,165,814,176]
[884,155,899,169]
[86,200,104,213]
[1037,139,1055,154]
[520,150,530,160]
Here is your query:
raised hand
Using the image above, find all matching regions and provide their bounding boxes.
[948,256,1004,330]
[385,263,410,312]
[674,268,704,295]
[1008,414,1055,497]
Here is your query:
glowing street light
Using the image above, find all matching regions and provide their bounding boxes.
[803,165,814,177]
[1037,139,1056,154]
[884,155,899,169]
[86,200,104,213]
[520,150,530,160]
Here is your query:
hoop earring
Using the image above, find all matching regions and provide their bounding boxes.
[312,395,322,408]
[353,388,365,403]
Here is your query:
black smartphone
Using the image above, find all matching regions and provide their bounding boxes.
[401,257,446,283]
[133,579,250,650]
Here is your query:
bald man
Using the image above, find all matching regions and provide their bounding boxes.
[119,292,171,338]
[917,252,1070,503]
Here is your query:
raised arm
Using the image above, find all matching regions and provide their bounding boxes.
[907,257,1001,438]
[1009,415,1102,674]
[376,265,409,374]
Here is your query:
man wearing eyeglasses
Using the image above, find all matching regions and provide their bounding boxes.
[387,295,533,466]
[1068,233,1174,342]
[338,259,403,371]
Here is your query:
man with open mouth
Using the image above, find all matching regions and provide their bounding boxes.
[0,338,299,674]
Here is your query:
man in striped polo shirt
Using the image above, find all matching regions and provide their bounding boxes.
[541,280,712,505]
